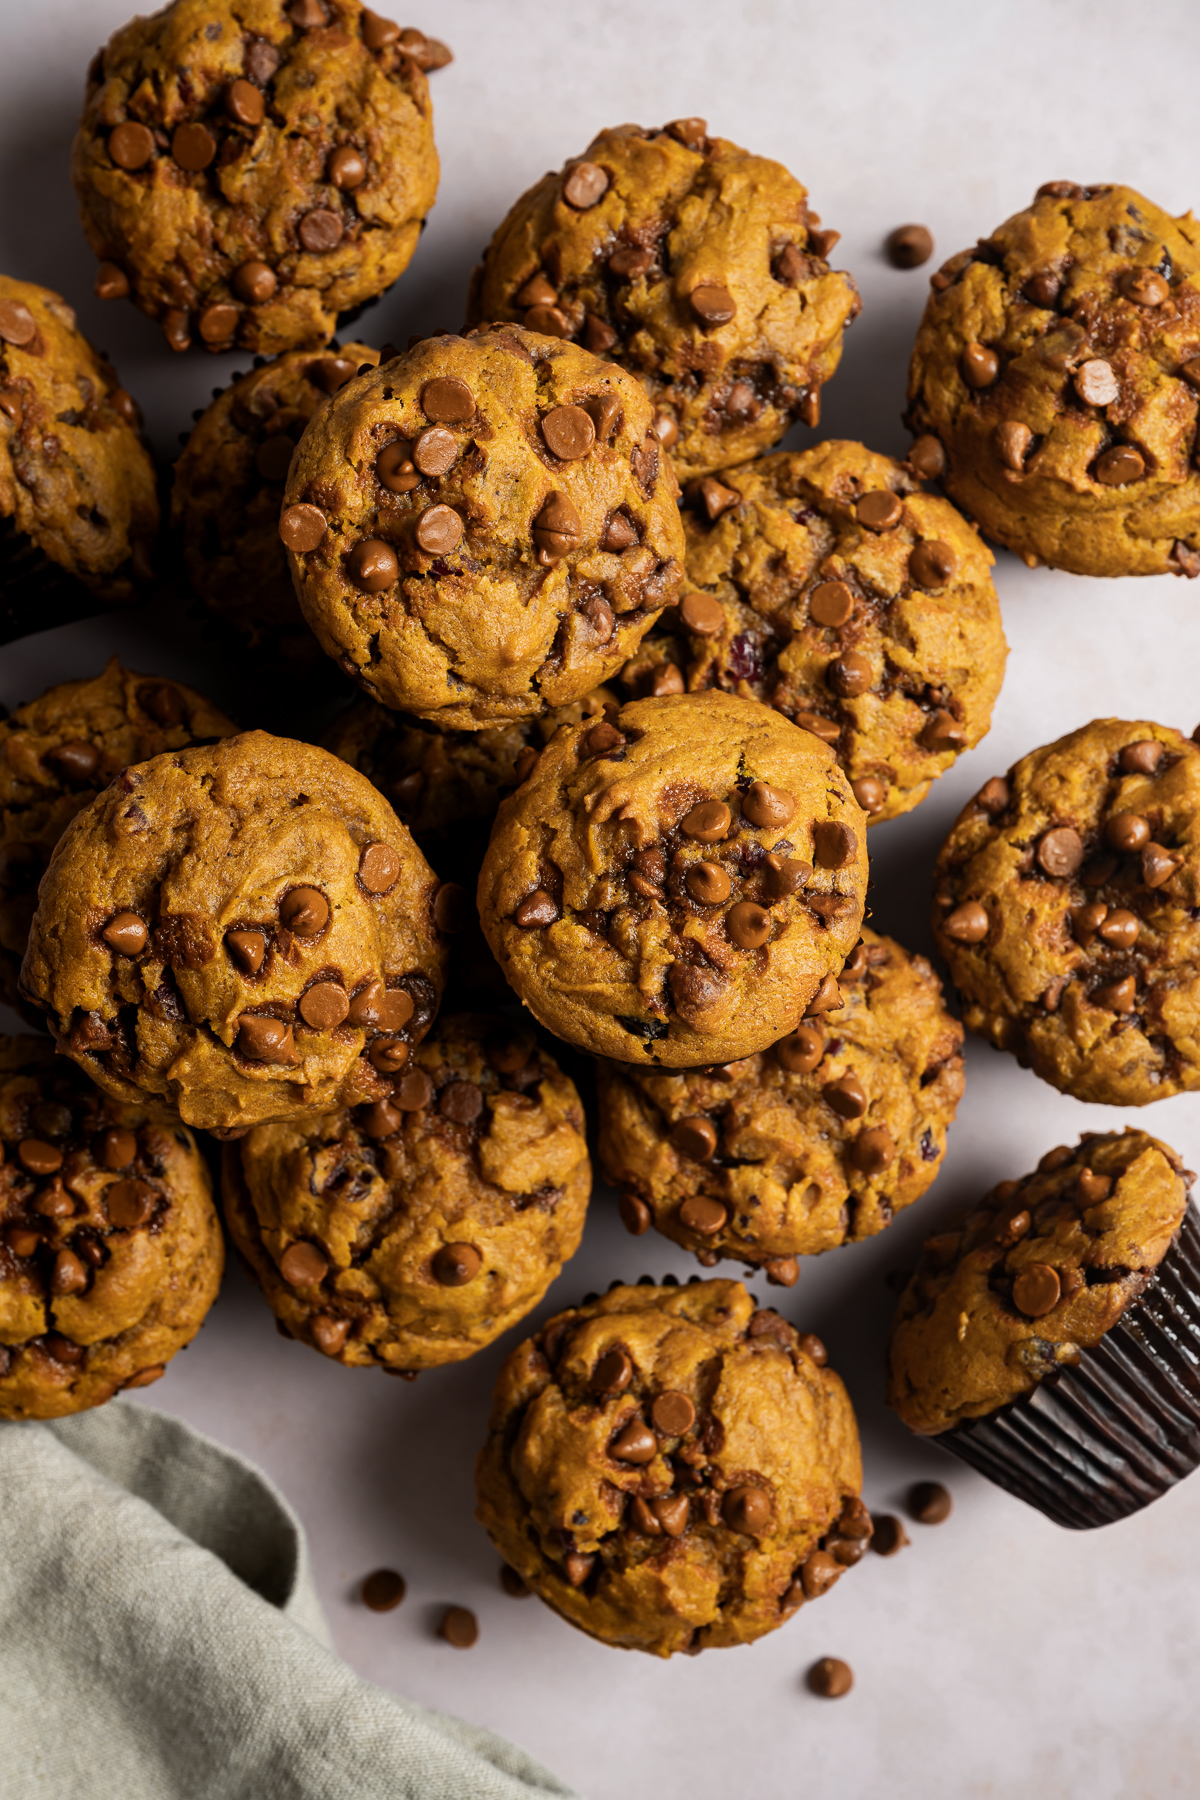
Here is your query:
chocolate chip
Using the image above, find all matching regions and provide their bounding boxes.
[562,161,609,209]
[942,900,988,943]
[1105,811,1150,853]
[764,855,811,900]
[299,982,349,1030]
[1120,739,1162,775]
[98,1128,138,1171]
[651,411,678,448]
[809,581,854,627]
[582,721,624,757]
[1076,1166,1112,1205]
[1098,908,1139,948]
[610,1420,657,1464]
[850,1126,894,1174]
[256,436,294,482]
[358,841,400,895]
[908,435,946,479]
[515,273,557,308]
[1096,445,1145,485]
[439,1605,478,1648]
[238,1016,296,1063]
[279,503,327,552]
[680,591,725,636]
[564,1553,594,1587]
[670,1115,717,1160]
[871,1515,909,1556]
[1012,1263,1062,1318]
[886,224,933,268]
[961,343,999,387]
[690,285,736,327]
[909,1480,952,1525]
[311,1315,349,1355]
[685,861,731,906]
[394,1069,434,1110]
[919,710,965,753]
[376,441,418,493]
[417,376,473,425]
[651,1391,695,1435]
[1092,975,1137,1012]
[592,1348,633,1396]
[808,1657,853,1698]
[369,1037,409,1074]
[742,780,795,829]
[678,1194,727,1236]
[245,39,281,83]
[697,476,739,520]
[1122,267,1169,307]
[646,660,682,695]
[681,800,731,843]
[532,490,581,559]
[280,1241,328,1287]
[280,886,328,936]
[542,405,595,460]
[162,310,192,353]
[226,928,266,974]
[727,901,771,948]
[35,1179,74,1219]
[105,1179,156,1228]
[349,538,399,591]
[310,355,358,394]
[824,1073,867,1119]
[829,651,873,697]
[197,302,238,346]
[18,1139,62,1175]
[1142,843,1180,888]
[47,739,101,783]
[225,78,265,126]
[362,7,401,47]
[583,313,618,353]
[50,1250,88,1297]
[1074,359,1120,407]
[1037,827,1084,878]
[514,889,558,928]
[813,821,857,869]
[910,540,957,589]
[328,145,366,189]
[526,304,572,337]
[500,1565,530,1598]
[362,1569,405,1611]
[360,1100,401,1138]
[5,1226,40,1258]
[857,489,902,531]
[172,122,217,172]
[109,122,155,171]
[439,1081,483,1126]
[993,420,1033,472]
[102,912,147,956]
[432,1242,483,1286]
[289,0,328,23]
[652,1495,690,1537]
[722,1485,771,1534]
[299,210,343,253]
[849,776,886,816]
[777,1026,824,1073]
[619,1193,651,1235]
[347,980,414,1032]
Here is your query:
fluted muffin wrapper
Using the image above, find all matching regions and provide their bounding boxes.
[942,1204,1200,1529]
[0,516,108,643]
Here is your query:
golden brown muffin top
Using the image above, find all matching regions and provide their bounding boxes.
[477,690,868,1067]
[888,1129,1190,1435]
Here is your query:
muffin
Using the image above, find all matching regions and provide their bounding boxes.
[477,691,869,1067]
[905,181,1200,578]
[476,1278,868,1655]
[0,659,237,1019]
[281,325,686,726]
[597,928,964,1281]
[624,441,1006,824]
[0,1034,223,1421]
[932,719,1200,1105]
[20,731,446,1135]
[222,1012,590,1370]
[171,340,378,666]
[0,274,158,608]
[466,119,860,481]
[72,0,445,357]
[887,1129,1200,1527]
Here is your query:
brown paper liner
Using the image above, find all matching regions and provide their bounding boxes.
[942,1204,1200,1529]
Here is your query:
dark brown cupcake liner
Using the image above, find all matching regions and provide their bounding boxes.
[0,515,111,644]
[942,1203,1200,1529]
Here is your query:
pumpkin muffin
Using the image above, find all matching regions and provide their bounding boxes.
[476,1278,868,1655]
[72,0,445,357]
[222,1012,590,1370]
[597,928,964,1281]
[467,119,860,480]
[932,719,1200,1105]
[622,441,1006,824]
[906,181,1200,578]
[280,325,686,726]
[477,691,868,1068]
[0,1035,223,1421]
[20,731,446,1135]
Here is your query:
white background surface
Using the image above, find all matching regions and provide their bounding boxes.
[3,3,1200,1795]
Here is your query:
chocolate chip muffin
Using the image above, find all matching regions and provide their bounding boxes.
[222,1012,590,1370]
[281,325,686,726]
[932,719,1200,1105]
[20,731,446,1135]
[0,659,237,1022]
[0,275,158,603]
[624,442,1006,824]
[72,0,445,357]
[478,691,868,1067]
[0,1034,224,1421]
[887,1131,1200,1527]
[597,929,964,1281]
[466,119,860,481]
[906,182,1200,578]
[476,1278,868,1655]
[171,341,378,665]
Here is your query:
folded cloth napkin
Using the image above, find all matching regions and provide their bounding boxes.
[0,1402,580,1800]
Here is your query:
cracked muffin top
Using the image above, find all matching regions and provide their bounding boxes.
[20,730,446,1134]
[906,181,1200,578]
[596,928,964,1279]
[933,718,1200,1105]
[0,1035,224,1421]
[477,690,868,1067]
[72,0,445,357]
[467,119,860,481]
[222,1011,591,1370]
[0,274,158,602]
[476,1277,866,1656]
[281,325,686,726]
[887,1129,1189,1435]
[622,441,1006,825]
[0,659,237,1020]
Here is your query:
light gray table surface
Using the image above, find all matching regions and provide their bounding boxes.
[3,2,1200,1794]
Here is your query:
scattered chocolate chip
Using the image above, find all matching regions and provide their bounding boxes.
[532,490,582,559]
[226,928,266,974]
[376,440,418,492]
[805,974,843,1015]
[764,856,811,900]
[542,405,595,460]
[47,739,100,783]
[777,1026,824,1073]
[680,591,725,635]
[871,1515,909,1556]
[162,309,192,354]
[1098,908,1139,948]
[685,861,732,906]
[408,426,456,478]
[362,1568,405,1611]
[808,1657,853,1698]
[619,1192,651,1235]
[809,581,855,627]
[358,841,400,895]
[908,435,946,479]
[98,1128,138,1171]
[105,1178,156,1228]
[690,285,736,327]
[909,1480,952,1525]
[1095,445,1145,485]
[1036,827,1084,878]
[1074,359,1119,406]
[238,1015,296,1063]
[360,1100,401,1139]
[994,420,1033,471]
[582,721,624,757]
[942,901,988,944]
[961,343,999,387]
[500,1564,530,1598]
[909,540,957,589]
[813,821,857,869]
[1105,811,1150,853]
[670,1115,717,1160]
[678,1194,727,1236]
[172,122,217,172]
[727,901,771,949]
[697,476,739,520]
[1120,739,1162,775]
[1092,974,1137,1012]
[432,1242,483,1285]
[829,650,873,697]
[651,1390,695,1435]
[824,1073,867,1119]
[394,1069,434,1111]
[886,224,933,268]
[1122,267,1170,307]
[18,1139,62,1176]
[298,982,349,1030]
[1142,843,1180,888]
[514,889,559,928]
[742,780,795,829]
[851,776,887,815]
[109,122,155,171]
[1012,1263,1062,1318]
[245,38,281,82]
[722,1485,771,1534]
[439,1605,478,1648]
[102,911,147,956]
[564,1552,594,1587]
[851,1126,894,1174]
[280,1241,329,1287]
[350,537,399,591]
[1076,1166,1112,1205]
[856,489,903,531]
[610,1420,657,1464]
[299,209,343,253]
[368,1037,409,1074]
[279,503,327,552]
[94,261,130,301]
[311,1314,349,1355]
[280,886,328,936]
[329,145,366,189]
[563,161,609,209]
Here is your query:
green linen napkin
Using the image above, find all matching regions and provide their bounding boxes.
[0,1402,579,1800]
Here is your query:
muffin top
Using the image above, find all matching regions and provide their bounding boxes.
[906,182,1200,578]
[72,0,444,356]
[887,1129,1190,1435]
[281,325,686,726]
[477,691,868,1067]
[21,731,446,1134]
[660,441,1006,824]
[0,275,158,600]
[596,928,964,1270]
[222,1012,591,1369]
[476,1278,863,1655]
[467,120,859,480]
[933,718,1200,1105]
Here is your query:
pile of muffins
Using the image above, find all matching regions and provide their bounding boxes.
[3,0,1200,1665]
